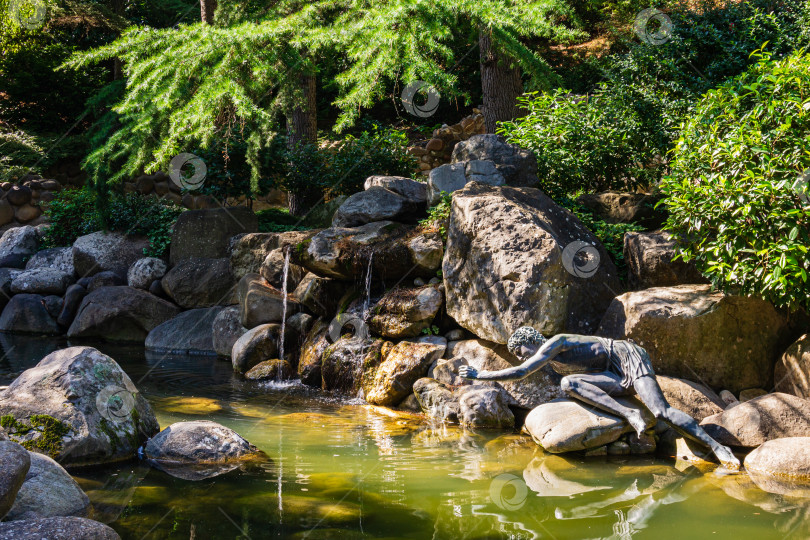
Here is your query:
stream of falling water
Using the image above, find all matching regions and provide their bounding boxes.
[361,252,374,320]
[278,247,291,381]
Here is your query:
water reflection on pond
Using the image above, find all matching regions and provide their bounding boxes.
[2,337,810,539]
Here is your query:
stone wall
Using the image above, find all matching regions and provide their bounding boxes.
[408,111,486,175]
[0,178,64,233]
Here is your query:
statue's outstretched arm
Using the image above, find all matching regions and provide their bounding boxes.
[461,335,570,381]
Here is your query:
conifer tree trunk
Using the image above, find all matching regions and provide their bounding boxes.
[200,0,217,24]
[479,28,524,133]
[286,73,320,216]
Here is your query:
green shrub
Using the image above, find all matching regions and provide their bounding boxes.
[661,48,810,311]
[419,192,453,241]
[42,188,183,257]
[256,208,312,233]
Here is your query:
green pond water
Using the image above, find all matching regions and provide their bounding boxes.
[1,334,809,539]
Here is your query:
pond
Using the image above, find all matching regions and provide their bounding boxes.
[1,334,808,540]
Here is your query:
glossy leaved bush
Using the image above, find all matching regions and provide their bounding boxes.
[661,49,810,311]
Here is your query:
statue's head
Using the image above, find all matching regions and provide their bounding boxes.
[507,326,547,358]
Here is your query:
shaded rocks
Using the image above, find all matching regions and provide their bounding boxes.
[25,247,73,275]
[72,232,149,277]
[576,191,666,228]
[427,160,504,205]
[0,441,29,519]
[56,284,86,327]
[260,249,306,290]
[161,257,235,308]
[368,285,443,338]
[10,268,73,295]
[700,392,810,447]
[231,323,279,374]
[229,230,319,280]
[0,226,39,268]
[363,340,444,406]
[237,274,302,329]
[0,517,120,540]
[143,421,261,481]
[245,359,294,381]
[597,284,791,393]
[321,337,384,394]
[0,294,60,335]
[443,183,621,343]
[67,286,181,342]
[127,257,167,290]
[292,221,443,281]
[451,134,539,188]
[5,452,89,521]
[332,178,427,228]
[774,334,810,399]
[0,346,160,466]
[293,273,350,318]
[145,307,224,355]
[169,206,258,265]
[298,320,329,387]
[624,231,707,289]
[212,306,247,357]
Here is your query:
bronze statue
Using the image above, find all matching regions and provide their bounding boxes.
[459,327,740,470]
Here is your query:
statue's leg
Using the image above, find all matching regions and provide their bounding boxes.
[632,375,740,469]
[560,373,649,436]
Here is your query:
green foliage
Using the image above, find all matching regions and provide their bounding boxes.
[42,187,183,257]
[421,325,441,336]
[499,89,667,198]
[661,49,810,311]
[256,207,312,233]
[1,414,70,458]
[419,191,453,240]
[0,130,83,181]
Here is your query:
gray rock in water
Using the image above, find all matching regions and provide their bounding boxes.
[127,257,167,290]
[413,378,459,423]
[72,231,149,277]
[0,517,120,540]
[145,307,224,355]
[231,323,279,374]
[443,183,621,343]
[237,274,301,329]
[143,421,261,481]
[24,247,74,276]
[368,285,443,339]
[56,284,87,328]
[67,286,181,343]
[624,231,707,290]
[10,268,74,295]
[0,226,39,268]
[451,134,539,188]
[321,336,384,394]
[5,452,89,521]
[298,320,329,387]
[169,206,258,265]
[700,393,810,447]
[363,340,444,406]
[744,437,810,495]
[161,257,236,309]
[0,294,60,335]
[0,346,159,466]
[457,385,514,429]
[212,306,247,357]
[597,284,791,393]
[245,359,294,381]
[332,186,426,228]
[0,441,30,520]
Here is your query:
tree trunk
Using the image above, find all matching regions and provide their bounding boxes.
[286,73,320,216]
[200,0,217,24]
[479,28,524,133]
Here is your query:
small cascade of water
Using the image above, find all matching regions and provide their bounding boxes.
[361,252,374,321]
[278,246,291,381]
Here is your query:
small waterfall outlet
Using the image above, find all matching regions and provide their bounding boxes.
[278,246,291,381]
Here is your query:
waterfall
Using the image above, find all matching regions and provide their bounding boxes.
[278,246,291,380]
[361,252,374,321]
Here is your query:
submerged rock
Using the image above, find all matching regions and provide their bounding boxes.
[145,307,224,355]
[597,284,791,393]
[0,346,160,466]
[368,285,443,339]
[245,359,294,381]
[744,438,810,494]
[143,421,261,481]
[457,386,514,429]
[363,340,444,406]
[0,441,29,519]
[413,378,459,423]
[0,517,121,540]
[5,452,90,521]
[72,231,149,277]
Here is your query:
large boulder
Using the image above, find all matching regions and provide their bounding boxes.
[292,221,443,281]
[293,273,351,318]
[0,517,120,540]
[126,257,167,290]
[67,286,181,342]
[368,285,443,338]
[364,175,427,202]
[229,230,318,280]
[444,183,621,343]
[10,268,74,295]
[700,393,810,447]
[576,191,666,228]
[363,340,444,406]
[427,160,504,206]
[0,294,60,335]
[443,339,564,410]
[0,441,29,519]
[744,438,810,485]
[321,337,384,395]
[774,334,810,398]
[457,385,514,429]
[237,274,302,329]
[161,257,236,308]
[5,452,89,521]
[0,346,160,466]
[231,323,279,374]
[211,306,247,357]
[451,134,539,187]
[169,206,258,265]
[624,231,707,289]
[24,247,73,276]
[72,232,149,277]
[656,375,724,421]
[597,284,792,393]
[143,421,261,481]
[522,398,653,453]
[145,307,224,355]
[0,226,39,268]
[332,186,426,228]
